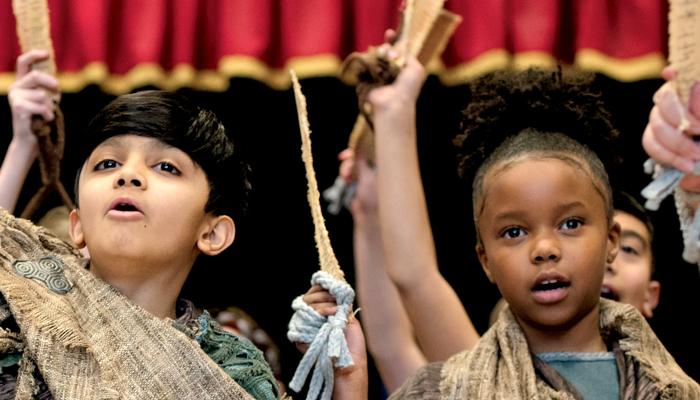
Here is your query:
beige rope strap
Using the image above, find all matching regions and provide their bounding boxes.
[13,0,76,220]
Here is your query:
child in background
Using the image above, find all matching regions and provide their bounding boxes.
[602,190,660,318]
[362,55,699,399]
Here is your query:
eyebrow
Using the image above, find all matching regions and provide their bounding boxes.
[621,230,649,251]
[494,201,586,221]
[99,135,173,151]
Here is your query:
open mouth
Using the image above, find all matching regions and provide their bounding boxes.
[109,198,143,215]
[533,279,571,292]
[114,203,140,212]
[600,285,619,301]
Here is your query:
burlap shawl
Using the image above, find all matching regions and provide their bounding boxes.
[0,207,256,400]
[439,299,700,400]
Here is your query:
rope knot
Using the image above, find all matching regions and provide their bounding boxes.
[287,271,355,400]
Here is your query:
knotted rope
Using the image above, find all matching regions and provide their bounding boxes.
[287,271,355,400]
[642,158,700,264]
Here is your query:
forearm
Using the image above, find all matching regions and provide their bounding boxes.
[353,213,426,391]
[374,105,439,290]
[373,100,479,360]
[0,138,37,213]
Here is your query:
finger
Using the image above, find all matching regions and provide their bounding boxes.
[680,174,700,193]
[339,157,356,184]
[12,100,55,122]
[312,304,338,317]
[654,84,700,134]
[393,56,425,96]
[306,284,326,295]
[384,29,397,43]
[642,125,697,172]
[338,148,354,161]
[9,88,55,114]
[296,342,310,354]
[648,106,700,158]
[662,66,677,82]
[690,82,700,120]
[13,70,59,92]
[303,291,336,305]
[16,50,50,77]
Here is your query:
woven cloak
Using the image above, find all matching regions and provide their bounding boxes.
[0,207,255,400]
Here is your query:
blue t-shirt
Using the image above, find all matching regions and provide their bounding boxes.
[537,351,619,400]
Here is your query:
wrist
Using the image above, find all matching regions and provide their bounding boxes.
[332,364,368,400]
[7,137,39,160]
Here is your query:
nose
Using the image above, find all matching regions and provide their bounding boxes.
[530,231,561,264]
[114,163,147,190]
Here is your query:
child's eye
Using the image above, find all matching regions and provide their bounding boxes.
[503,227,524,239]
[155,162,180,175]
[94,159,120,170]
[560,219,582,230]
[620,246,639,256]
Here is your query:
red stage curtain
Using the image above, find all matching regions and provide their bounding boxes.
[0,0,668,94]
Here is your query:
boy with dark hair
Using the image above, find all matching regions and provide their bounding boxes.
[0,51,278,399]
[603,190,661,318]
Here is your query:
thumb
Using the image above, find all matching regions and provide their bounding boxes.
[394,56,425,99]
[690,82,700,120]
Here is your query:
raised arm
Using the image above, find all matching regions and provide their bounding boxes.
[341,149,427,392]
[368,56,479,361]
[0,50,58,213]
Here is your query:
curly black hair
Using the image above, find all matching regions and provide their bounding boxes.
[454,68,619,222]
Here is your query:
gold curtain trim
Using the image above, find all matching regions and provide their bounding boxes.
[439,49,511,86]
[575,49,666,82]
[0,50,665,95]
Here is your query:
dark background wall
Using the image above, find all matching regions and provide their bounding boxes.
[1,73,698,397]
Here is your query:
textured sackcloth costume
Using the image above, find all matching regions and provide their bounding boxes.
[0,207,279,400]
[388,299,700,400]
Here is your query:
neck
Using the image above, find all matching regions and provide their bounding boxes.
[89,253,195,320]
[517,303,607,354]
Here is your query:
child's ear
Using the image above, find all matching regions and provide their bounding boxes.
[606,220,622,264]
[197,215,235,256]
[642,280,661,318]
[69,209,87,249]
[476,242,496,284]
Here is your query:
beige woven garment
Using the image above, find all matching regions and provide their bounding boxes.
[0,207,256,400]
[440,299,700,400]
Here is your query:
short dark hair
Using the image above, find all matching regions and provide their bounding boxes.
[453,68,619,226]
[74,90,250,220]
[613,190,656,277]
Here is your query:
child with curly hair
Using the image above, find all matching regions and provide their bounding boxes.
[353,55,700,399]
